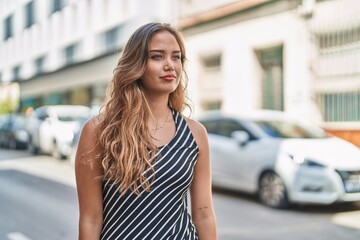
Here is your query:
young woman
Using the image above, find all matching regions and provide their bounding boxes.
[75,22,217,240]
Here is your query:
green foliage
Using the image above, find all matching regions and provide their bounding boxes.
[0,100,15,114]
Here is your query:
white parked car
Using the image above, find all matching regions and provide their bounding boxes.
[199,110,360,208]
[27,105,91,159]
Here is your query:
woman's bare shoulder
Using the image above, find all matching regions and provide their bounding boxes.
[77,115,103,153]
[82,115,101,136]
[185,117,206,133]
[76,116,103,167]
[184,117,208,146]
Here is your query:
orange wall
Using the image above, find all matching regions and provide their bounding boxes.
[325,129,360,148]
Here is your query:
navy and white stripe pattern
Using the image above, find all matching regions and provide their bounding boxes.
[100,110,199,240]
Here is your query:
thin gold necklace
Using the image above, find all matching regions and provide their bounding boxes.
[150,109,171,132]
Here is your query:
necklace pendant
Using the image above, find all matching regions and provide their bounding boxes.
[150,109,171,133]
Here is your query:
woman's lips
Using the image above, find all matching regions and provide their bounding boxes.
[161,75,176,81]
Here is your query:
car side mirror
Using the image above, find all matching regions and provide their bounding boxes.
[45,117,52,124]
[231,130,249,146]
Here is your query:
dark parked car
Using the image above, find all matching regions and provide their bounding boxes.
[0,113,29,149]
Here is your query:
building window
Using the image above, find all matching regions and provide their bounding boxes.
[100,26,122,54]
[34,56,45,74]
[51,0,64,14]
[64,44,78,65]
[257,46,284,111]
[70,87,90,106]
[0,72,2,82]
[12,65,21,80]
[3,15,13,40]
[105,27,119,52]
[91,84,107,110]
[198,52,223,112]
[317,26,360,50]
[24,1,35,28]
[318,91,360,122]
[201,100,222,111]
[201,53,221,71]
[44,92,69,105]
[20,97,42,112]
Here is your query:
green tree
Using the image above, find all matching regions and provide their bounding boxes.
[0,100,14,114]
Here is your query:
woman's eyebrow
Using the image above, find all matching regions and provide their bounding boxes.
[149,49,181,53]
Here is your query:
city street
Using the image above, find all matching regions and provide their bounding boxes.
[0,149,360,240]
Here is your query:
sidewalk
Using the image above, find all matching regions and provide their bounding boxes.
[332,210,360,230]
[0,155,76,187]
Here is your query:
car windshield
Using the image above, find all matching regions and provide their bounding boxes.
[58,115,88,122]
[12,116,27,129]
[254,120,328,139]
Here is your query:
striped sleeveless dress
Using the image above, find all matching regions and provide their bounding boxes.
[100,110,199,240]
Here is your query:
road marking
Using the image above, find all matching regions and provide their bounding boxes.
[7,232,32,240]
[332,210,360,229]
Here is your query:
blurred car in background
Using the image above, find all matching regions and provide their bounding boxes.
[0,113,29,149]
[199,110,360,208]
[26,105,91,160]
[68,116,88,165]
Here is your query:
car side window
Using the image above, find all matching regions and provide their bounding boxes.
[201,120,219,134]
[0,116,5,130]
[0,116,4,130]
[218,120,256,140]
[218,120,245,137]
[36,109,49,121]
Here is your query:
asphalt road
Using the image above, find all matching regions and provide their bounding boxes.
[213,187,360,240]
[0,169,78,240]
[0,150,78,240]
[0,149,360,240]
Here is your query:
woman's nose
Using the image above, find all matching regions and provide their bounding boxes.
[164,58,174,71]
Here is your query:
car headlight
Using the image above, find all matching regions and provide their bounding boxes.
[288,154,326,168]
[63,131,74,142]
[15,130,29,142]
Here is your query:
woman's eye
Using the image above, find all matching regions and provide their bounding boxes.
[173,55,181,60]
[151,55,162,60]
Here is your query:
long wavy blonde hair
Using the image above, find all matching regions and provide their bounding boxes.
[98,23,190,195]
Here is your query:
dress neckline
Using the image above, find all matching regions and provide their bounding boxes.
[156,109,178,149]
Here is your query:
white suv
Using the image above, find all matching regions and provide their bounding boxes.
[27,105,91,159]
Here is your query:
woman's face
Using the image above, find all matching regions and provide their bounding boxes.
[140,30,182,97]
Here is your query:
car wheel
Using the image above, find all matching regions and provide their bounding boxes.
[52,142,67,160]
[0,136,4,148]
[9,138,17,150]
[258,171,289,208]
[52,141,61,159]
[28,137,39,154]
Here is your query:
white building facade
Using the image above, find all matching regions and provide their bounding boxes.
[2,0,360,139]
[179,0,360,134]
[0,0,177,112]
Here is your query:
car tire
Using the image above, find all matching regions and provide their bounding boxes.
[9,138,17,150]
[28,136,39,154]
[52,142,67,160]
[0,136,4,148]
[52,141,60,159]
[258,171,289,209]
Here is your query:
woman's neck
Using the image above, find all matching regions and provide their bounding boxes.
[146,94,170,120]
[148,102,169,120]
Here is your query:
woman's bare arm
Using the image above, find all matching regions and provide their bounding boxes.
[75,118,104,240]
[187,119,217,239]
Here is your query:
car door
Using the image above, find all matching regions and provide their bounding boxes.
[211,119,265,192]
[0,115,10,147]
[38,110,53,153]
[201,120,222,179]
